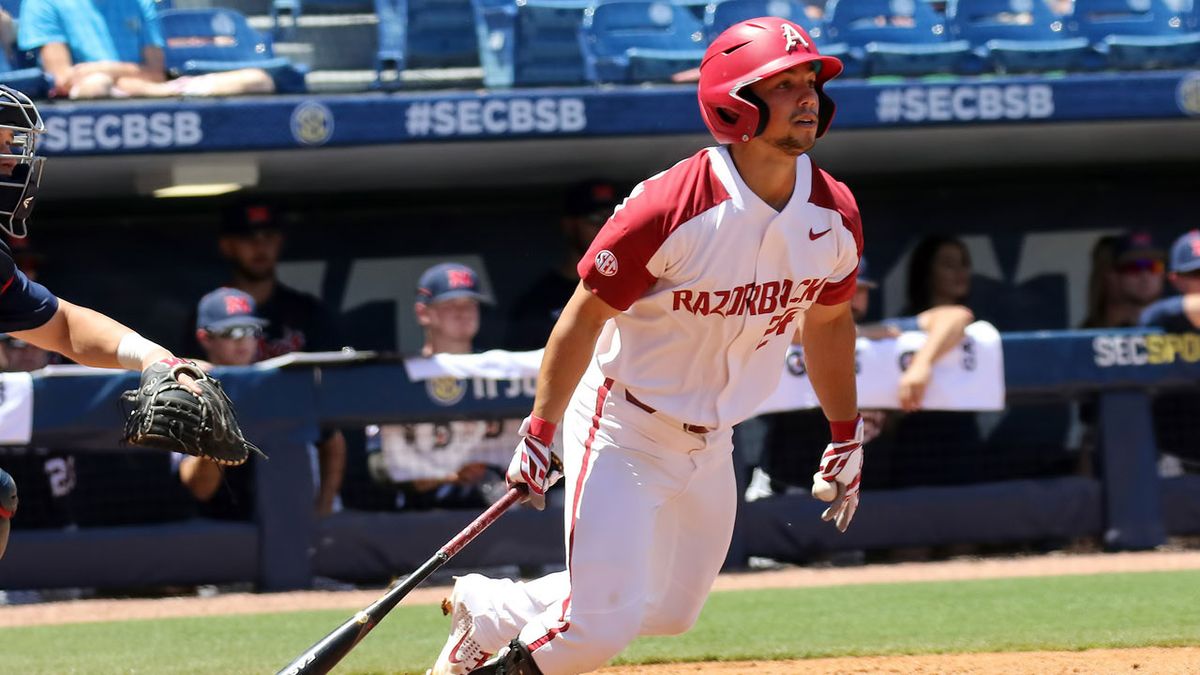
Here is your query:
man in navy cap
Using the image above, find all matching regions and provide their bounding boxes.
[1139,230,1200,477]
[194,287,269,368]
[366,262,510,510]
[205,202,340,359]
[1139,230,1200,331]
[182,287,345,518]
[415,262,492,357]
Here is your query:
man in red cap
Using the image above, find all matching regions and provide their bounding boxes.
[430,18,864,675]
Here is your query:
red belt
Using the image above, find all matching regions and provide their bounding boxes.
[624,389,712,434]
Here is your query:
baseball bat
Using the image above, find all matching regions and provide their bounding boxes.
[275,485,527,675]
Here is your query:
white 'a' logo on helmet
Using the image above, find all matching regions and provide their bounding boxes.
[781,23,808,52]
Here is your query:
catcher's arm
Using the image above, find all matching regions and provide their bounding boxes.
[11,298,189,369]
[12,298,204,392]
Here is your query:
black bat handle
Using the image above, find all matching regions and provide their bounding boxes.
[275,486,528,675]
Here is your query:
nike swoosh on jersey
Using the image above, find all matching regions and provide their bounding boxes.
[809,228,831,241]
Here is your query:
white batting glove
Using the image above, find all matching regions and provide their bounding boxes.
[507,415,562,510]
[811,416,864,533]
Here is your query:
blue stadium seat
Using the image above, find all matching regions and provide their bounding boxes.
[824,0,972,76]
[159,8,308,93]
[1072,0,1200,69]
[473,0,596,87]
[703,0,822,41]
[374,0,407,88]
[947,0,1090,73]
[404,0,480,67]
[579,0,707,83]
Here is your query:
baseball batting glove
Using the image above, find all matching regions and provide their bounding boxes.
[811,415,864,533]
[506,415,562,511]
[121,358,263,466]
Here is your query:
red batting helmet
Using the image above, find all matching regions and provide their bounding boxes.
[698,17,843,144]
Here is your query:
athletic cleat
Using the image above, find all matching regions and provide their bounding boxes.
[430,575,492,675]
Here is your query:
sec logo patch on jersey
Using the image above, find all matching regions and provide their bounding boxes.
[594,250,619,276]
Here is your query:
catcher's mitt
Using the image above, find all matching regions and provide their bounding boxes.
[121,358,263,466]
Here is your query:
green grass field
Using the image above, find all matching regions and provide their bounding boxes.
[7,570,1200,674]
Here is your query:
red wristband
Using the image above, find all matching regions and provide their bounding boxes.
[829,415,862,442]
[527,415,557,446]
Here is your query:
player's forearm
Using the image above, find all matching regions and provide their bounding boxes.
[179,456,222,501]
[802,306,858,422]
[11,299,172,370]
[910,305,974,368]
[531,285,614,425]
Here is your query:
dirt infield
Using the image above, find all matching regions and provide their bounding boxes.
[599,647,1200,674]
[6,549,1200,628]
[5,550,1200,673]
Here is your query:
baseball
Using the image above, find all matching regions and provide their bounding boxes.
[811,473,838,502]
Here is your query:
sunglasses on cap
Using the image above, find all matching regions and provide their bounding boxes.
[209,325,263,340]
[1116,258,1165,275]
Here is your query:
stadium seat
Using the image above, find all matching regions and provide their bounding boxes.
[473,0,593,87]
[1072,0,1200,69]
[703,0,822,41]
[0,49,47,99]
[159,8,309,93]
[823,0,972,76]
[946,0,1090,73]
[395,0,480,67]
[374,0,407,88]
[579,0,707,83]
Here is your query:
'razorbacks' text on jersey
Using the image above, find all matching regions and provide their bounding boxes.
[579,147,863,429]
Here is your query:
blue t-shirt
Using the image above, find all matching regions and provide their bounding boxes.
[0,240,59,333]
[18,0,163,65]
[1138,297,1196,332]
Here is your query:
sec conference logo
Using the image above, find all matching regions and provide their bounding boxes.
[426,377,467,406]
[291,101,334,146]
[594,250,619,277]
[1177,73,1200,117]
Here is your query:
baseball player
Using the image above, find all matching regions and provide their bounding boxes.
[430,18,864,675]
[367,263,512,510]
[1139,230,1200,331]
[0,86,210,555]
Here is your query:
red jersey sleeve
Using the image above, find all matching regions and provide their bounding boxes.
[812,169,864,306]
[577,150,729,311]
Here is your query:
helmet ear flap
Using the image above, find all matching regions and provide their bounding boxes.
[737,86,770,140]
[816,84,837,138]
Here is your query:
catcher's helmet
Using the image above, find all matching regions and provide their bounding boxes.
[0,85,44,239]
[698,17,843,144]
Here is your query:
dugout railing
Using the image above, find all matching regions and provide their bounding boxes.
[1,330,1198,592]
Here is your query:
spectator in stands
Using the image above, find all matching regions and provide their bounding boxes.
[1081,231,1165,328]
[17,0,275,99]
[366,263,511,510]
[1139,230,1200,331]
[179,287,345,517]
[506,181,620,351]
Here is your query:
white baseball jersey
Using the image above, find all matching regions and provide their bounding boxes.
[578,146,863,430]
